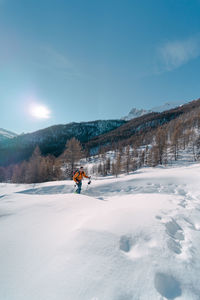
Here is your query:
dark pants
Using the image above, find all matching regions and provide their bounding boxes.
[76,181,82,194]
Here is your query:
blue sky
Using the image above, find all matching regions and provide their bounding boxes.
[1,0,200,134]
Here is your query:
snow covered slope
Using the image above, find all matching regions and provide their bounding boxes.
[122,108,152,121]
[1,165,200,299]
[0,128,17,141]
[151,101,183,113]
[123,101,183,121]
[0,120,126,166]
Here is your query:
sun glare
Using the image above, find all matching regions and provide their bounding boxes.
[30,104,51,119]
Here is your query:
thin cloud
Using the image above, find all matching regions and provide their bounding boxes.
[39,46,72,70]
[158,35,200,71]
[30,45,81,77]
[0,36,80,78]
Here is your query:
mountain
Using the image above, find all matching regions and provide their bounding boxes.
[87,98,200,153]
[151,101,183,113]
[0,128,17,142]
[0,120,126,166]
[122,101,183,121]
[122,108,152,121]
[0,98,198,167]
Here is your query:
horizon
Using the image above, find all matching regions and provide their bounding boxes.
[1,0,200,134]
[2,97,195,136]
[1,98,192,135]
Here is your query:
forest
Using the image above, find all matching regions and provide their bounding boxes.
[1,98,200,183]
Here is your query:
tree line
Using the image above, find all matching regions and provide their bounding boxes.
[1,107,200,183]
[0,138,83,183]
[92,109,200,177]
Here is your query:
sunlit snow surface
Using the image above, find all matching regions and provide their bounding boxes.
[1,165,200,300]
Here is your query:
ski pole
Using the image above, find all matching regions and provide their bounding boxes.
[73,184,77,193]
[85,179,91,191]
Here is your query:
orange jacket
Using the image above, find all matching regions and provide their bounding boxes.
[73,170,89,183]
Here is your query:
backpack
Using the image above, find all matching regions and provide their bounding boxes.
[73,169,80,178]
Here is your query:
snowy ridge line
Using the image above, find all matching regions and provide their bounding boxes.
[122,101,184,121]
[0,128,17,141]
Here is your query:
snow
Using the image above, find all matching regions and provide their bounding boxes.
[122,101,183,121]
[151,101,183,113]
[1,164,200,299]
[0,128,17,140]
[122,108,152,121]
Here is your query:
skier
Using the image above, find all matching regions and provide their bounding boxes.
[73,166,91,194]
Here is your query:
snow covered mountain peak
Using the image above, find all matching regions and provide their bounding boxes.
[0,128,17,141]
[151,101,183,113]
[122,108,152,121]
[123,101,183,121]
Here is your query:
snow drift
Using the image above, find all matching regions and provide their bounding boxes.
[1,165,200,299]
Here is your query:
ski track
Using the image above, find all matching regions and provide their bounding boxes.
[1,165,200,299]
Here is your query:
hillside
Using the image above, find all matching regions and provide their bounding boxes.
[122,108,152,121]
[1,164,200,299]
[86,98,200,154]
[0,120,126,166]
[122,101,183,121]
[0,128,17,142]
[1,97,200,169]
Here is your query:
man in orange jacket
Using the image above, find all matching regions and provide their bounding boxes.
[73,166,90,194]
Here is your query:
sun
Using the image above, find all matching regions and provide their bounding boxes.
[29,104,51,119]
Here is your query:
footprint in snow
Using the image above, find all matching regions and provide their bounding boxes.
[119,235,131,252]
[167,238,182,255]
[178,200,187,208]
[165,219,184,241]
[176,188,187,196]
[154,272,182,299]
[164,219,184,255]
[96,196,107,201]
[119,234,157,258]
[183,217,200,231]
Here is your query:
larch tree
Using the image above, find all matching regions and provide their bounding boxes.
[0,167,6,182]
[170,121,182,161]
[62,138,83,178]
[106,157,111,174]
[124,145,131,174]
[114,151,122,177]
[25,146,43,183]
[155,126,167,165]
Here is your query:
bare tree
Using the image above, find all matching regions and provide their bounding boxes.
[25,146,43,183]
[138,150,145,168]
[155,127,167,165]
[170,121,182,161]
[61,138,83,178]
[0,167,6,182]
[98,163,103,175]
[144,145,149,165]
[106,157,111,174]
[113,151,122,177]
[124,145,131,174]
